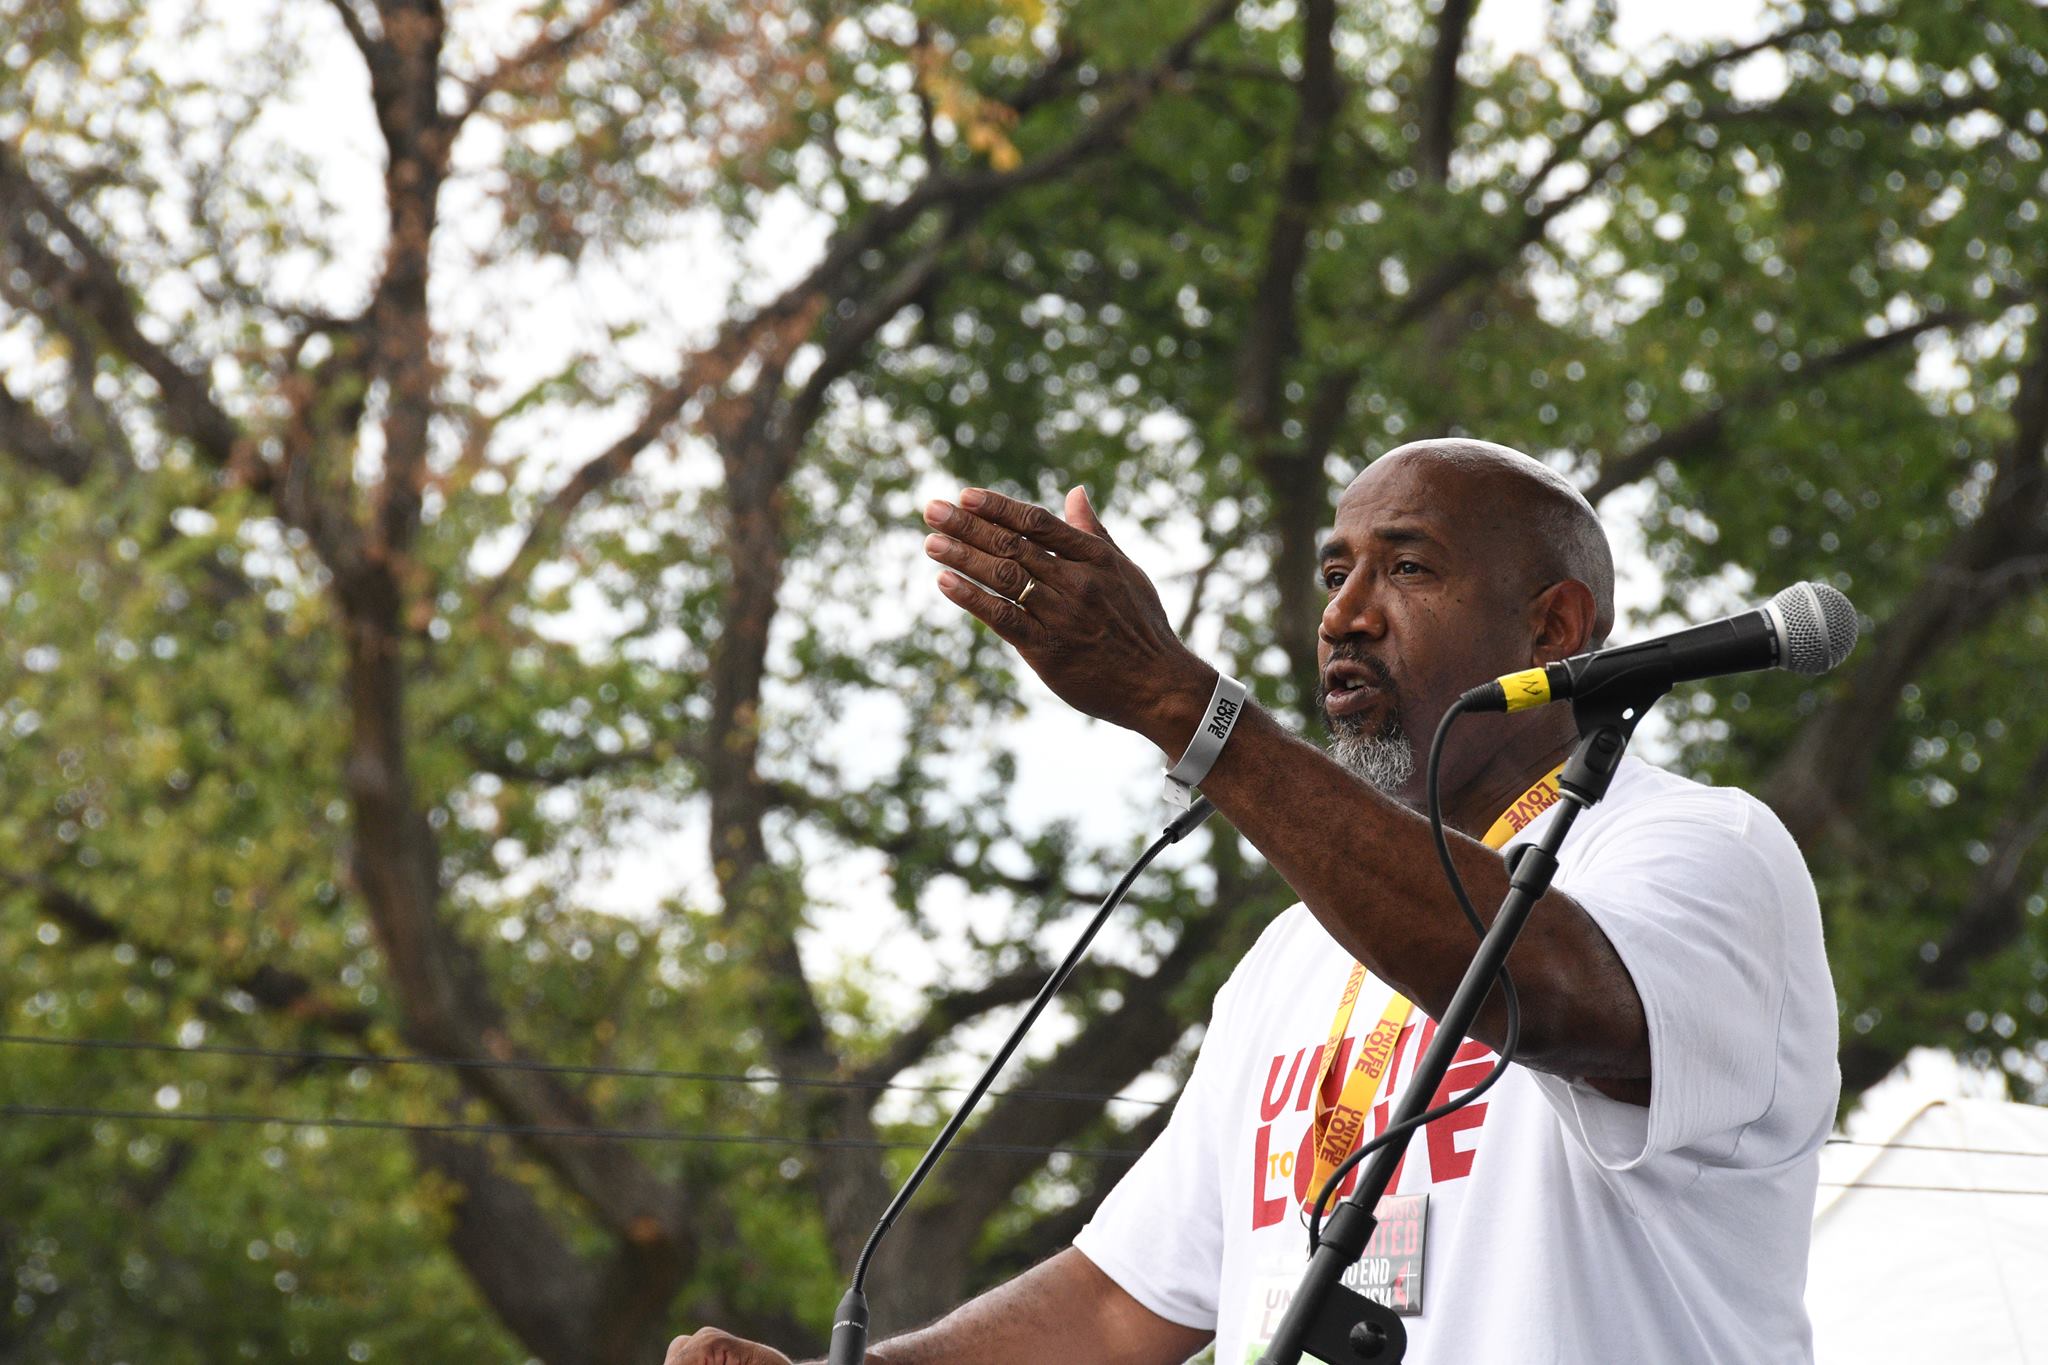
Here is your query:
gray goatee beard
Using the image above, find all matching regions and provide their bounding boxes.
[1326,724,1416,794]
[1317,653,1415,794]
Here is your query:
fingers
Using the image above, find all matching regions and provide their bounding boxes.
[1063,485,1115,544]
[924,496,1059,571]
[948,487,1109,562]
[923,531,1040,603]
[937,569,1041,646]
[665,1328,791,1365]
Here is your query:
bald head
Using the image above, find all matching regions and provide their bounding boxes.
[1362,438,1614,649]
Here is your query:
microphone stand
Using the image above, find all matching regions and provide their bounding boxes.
[1255,678,1665,1365]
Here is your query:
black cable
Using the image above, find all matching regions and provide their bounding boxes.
[10,1105,2038,1194]
[847,797,1215,1297]
[0,1033,1167,1108]
[1305,694,1524,1250]
[0,1102,1144,1160]
[1301,699,2048,1245]
[7,1095,2029,1165]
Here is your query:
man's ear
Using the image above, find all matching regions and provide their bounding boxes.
[1529,579,1598,665]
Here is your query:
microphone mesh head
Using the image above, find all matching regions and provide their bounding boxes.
[1770,582,1859,675]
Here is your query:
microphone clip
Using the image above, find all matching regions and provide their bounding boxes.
[1559,674,1666,804]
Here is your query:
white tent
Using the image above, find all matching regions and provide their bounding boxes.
[1808,1098,2048,1363]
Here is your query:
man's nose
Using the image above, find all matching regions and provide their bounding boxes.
[1320,573,1388,644]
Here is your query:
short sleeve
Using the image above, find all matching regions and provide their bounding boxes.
[1527,790,1803,1172]
[1071,973,1239,1333]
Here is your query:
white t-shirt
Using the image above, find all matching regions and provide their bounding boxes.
[1075,757,1838,1364]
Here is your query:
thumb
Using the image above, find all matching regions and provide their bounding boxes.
[1065,485,1115,544]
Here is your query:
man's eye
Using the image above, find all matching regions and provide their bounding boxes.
[1321,571,1346,592]
[1392,560,1425,576]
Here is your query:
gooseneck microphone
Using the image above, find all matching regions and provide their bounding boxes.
[1464,581,1859,712]
[826,797,1218,1365]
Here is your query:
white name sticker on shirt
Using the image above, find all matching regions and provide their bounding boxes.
[1244,1194,1429,1364]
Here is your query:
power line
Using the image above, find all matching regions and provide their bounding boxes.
[1824,1136,2048,1161]
[6,1104,2044,1193]
[1816,1181,2048,1196]
[6,1105,2045,1194]
[13,1037,2047,1165]
[0,1102,1143,1161]
[25,1036,2047,1156]
[0,1032,1168,1108]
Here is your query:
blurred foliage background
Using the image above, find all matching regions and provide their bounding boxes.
[2,0,2045,1359]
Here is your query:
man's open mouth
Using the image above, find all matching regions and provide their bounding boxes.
[1320,659,1393,721]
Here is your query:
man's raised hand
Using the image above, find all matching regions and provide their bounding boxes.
[921,486,1213,751]
[663,1327,795,1365]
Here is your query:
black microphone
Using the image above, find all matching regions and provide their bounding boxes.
[1462,581,1859,713]
[825,797,1219,1365]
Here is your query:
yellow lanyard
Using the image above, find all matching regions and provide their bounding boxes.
[1304,764,1567,1201]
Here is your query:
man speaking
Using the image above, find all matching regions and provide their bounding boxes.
[668,438,1839,1364]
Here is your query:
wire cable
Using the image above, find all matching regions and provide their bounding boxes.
[8,1048,2037,1163]
[1822,1137,2048,1159]
[0,1032,1167,1108]
[0,1102,1145,1160]
[847,797,1214,1298]
[8,1095,2028,1162]
[8,1105,2039,1194]
[1812,1181,2048,1196]
[1306,694,1523,1250]
[1300,702,2048,1248]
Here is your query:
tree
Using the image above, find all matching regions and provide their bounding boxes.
[1,0,2044,1359]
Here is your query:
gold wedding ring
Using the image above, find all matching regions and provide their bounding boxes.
[1017,578,1039,608]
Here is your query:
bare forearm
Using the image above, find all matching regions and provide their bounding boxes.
[1147,696,1649,1082]
[911,485,1647,1085]
[862,1250,1207,1365]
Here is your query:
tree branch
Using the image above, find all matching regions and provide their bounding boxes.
[1516,11,1854,207]
[337,577,696,1250]
[901,880,1261,1253]
[409,1133,603,1365]
[978,1099,1174,1282]
[453,0,638,126]
[1187,56,1291,84]
[1838,741,2048,1096]
[1288,15,1916,502]
[779,217,972,448]
[1417,0,1477,185]
[323,0,379,62]
[851,959,1135,1091]
[1587,308,1979,502]
[356,1,454,564]
[1928,743,2048,990]
[1764,297,2048,845]
[1234,0,1339,442]
[298,4,699,1258]
[466,737,688,786]
[1234,0,1340,694]
[1175,521,1249,639]
[0,145,247,478]
[271,343,374,576]
[3,870,374,1037]
[475,296,823,616]
[766,778,1107,908]
[1397,13,1872,339]
[0,383,101,487]
[797,0,1241,311]
[481,0,1241,616]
